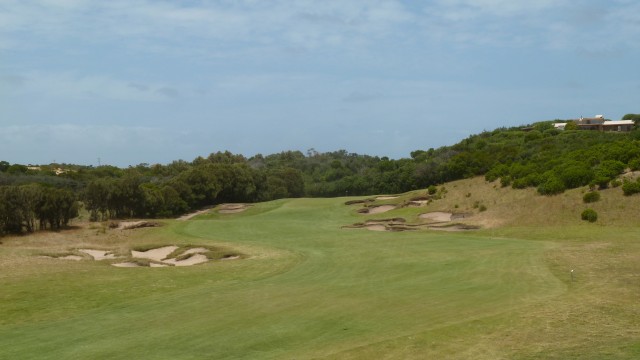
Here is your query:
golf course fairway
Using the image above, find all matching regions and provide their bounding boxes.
[1,196,638,359]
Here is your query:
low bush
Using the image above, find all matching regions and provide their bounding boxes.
[583,191,600,203]
[622,179,640,196]
[537,176,566,195]
[581,208,598,223]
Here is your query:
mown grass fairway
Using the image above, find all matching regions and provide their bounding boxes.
[1,191,639,358]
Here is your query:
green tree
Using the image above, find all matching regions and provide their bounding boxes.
[564,121,578,130]
[622,113,640,127]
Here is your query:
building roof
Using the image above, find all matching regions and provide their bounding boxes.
[603,120,634,126]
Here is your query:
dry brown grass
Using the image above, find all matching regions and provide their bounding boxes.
[410,176,640,228]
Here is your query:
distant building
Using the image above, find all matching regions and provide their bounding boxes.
[555,115,634,132]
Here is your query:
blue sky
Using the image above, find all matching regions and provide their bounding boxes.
[1,0,639,167]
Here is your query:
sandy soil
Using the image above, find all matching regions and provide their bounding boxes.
[375,196,398,200]
[79,249,116,260]
[218,204,251,214]
[181,247,209,256]
[367,205,396,214]
[59,255,83,261]
[365,224,387,231]
[221,255,240,261]
[420,212,453,222]
[177,209,211,221]
[112,262,140,267]
[131,246,179,262]
[408,200,429,206]
[162,254,209,266]
[427,224,478,232]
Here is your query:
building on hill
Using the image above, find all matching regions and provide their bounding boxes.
[555,115,634,132]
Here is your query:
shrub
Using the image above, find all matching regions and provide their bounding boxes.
[537,176,566,195]
[583,191,600,203]
[427,185,437,195]
[500,176,511,188]
[622,179,640,196]
[478,204,487,212]
[581,208,598,223]
[629,158,640,171]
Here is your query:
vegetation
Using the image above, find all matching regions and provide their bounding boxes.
[3,115,640,232]
[0,185,78,235]
[2,182,640,358]
[581,208,598,222]
[583,191,601,203]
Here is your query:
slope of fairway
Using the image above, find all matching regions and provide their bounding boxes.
[0,196,569,359]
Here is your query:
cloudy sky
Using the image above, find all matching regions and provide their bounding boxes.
[2,0,639,166]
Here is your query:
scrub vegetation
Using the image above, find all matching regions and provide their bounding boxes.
[3,115,640,234]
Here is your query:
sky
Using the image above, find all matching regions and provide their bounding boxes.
[1,0,639,167]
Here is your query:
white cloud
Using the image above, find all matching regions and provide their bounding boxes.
[0,0,414,56]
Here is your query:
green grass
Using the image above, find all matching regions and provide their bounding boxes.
[1,188,639,359]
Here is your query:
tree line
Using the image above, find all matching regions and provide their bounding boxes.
[0,184,78,235]
[2,113,640,235]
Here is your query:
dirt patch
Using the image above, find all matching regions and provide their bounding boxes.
[131,246,179,262]
[376,196,399,200]
[427,224,480,232]
[177,208,212,221]
[59,255,83,261]
[218,203,252,214]
[406,200,429,207]
[116,221,161,230]
[345,199,374,205]
[359,205,396,215]
[163,254,209,266]
[112,262,141,268]
[79,249,117,260]
[365,224,388,231]
[420,212,453,222]
[344,218,410,232]
[181,247,209,256]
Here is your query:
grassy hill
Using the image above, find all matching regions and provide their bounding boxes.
[1,176,640,359]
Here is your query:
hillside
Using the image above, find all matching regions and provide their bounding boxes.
[3,120,640,236]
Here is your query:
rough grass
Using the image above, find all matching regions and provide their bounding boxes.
[1,179,639,358]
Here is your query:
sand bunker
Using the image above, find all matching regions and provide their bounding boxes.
[177,208,211,221]
[365,224,387,231]
[344,218,410,232]
[376,196,399,200]
[79,249,116,260]
[218,203,252,214]
[407,200,429,207]
[45,244,239,268]
[427,224,480,232]
[117,221,161,230]
[359,205,396,215]
[420,212,453,222]
[181,247,209,256]
[112,262,141,268]
[162,254,209,266]
[131,246,178,262]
